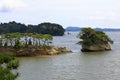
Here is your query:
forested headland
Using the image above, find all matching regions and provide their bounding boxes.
[0,21,65,36]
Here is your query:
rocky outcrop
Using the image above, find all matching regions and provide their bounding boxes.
[47,46,72,55]
[0,46,72,56]
[81,43,111,52]
[78,28,113,52]
[15,46,72,56]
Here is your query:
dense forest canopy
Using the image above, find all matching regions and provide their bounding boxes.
[0,21,65,36]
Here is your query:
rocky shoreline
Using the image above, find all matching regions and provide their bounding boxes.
[81,43,111,52]
[0,46,72,57]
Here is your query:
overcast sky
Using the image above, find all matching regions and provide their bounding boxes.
[0,0,120,28]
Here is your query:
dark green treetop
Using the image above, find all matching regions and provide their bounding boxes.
[0,21,65,36]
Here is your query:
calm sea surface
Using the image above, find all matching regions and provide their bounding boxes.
[17,32,120,80]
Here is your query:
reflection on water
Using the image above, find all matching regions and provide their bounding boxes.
[17,32,120,80]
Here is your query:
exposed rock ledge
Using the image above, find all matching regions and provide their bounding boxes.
[46,46,72,55]
[0,46,72,57]
[81,43,111,52]
[16,46,72,56]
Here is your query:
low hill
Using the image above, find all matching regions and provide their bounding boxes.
[65,26,120,32]
[95,28,120,31]
[65,27,81,31]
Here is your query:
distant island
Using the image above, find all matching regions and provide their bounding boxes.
[65,26,120,32]
[65,26,81,31]
[0,21,65,36]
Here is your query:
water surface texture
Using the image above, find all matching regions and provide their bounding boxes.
[17,32,120,80]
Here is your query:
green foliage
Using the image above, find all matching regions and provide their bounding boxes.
[0,54,19,80]
[4,42,8,47]
[0,32,53,48]
[0,21,65,36]
[28,39,32,45]
[0,54,14,63]
[14,39,21,49]
[7,60,19,69]
[0,21,27,33]
[42,34,53,46]
[77,27,113,46]
[82,38,92,46]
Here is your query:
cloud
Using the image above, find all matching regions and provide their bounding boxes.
[88,4,120,22]
[0,0,120,28]
[0,0,27,12]
[0,6,11,12]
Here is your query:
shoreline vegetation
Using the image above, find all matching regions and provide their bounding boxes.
[0,54,19,80]
[0,33,71,57]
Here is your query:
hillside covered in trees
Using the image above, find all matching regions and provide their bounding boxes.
[0,21,65,36]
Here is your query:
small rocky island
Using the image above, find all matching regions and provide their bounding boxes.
[0,33,71,56]
[77,28,113,52]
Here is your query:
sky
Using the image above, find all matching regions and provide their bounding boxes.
[0,0,120,28]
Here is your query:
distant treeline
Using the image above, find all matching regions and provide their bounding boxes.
[0,21,65,36]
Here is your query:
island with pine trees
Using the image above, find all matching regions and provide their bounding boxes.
[0,33,71,56]
[77,28,113,52]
